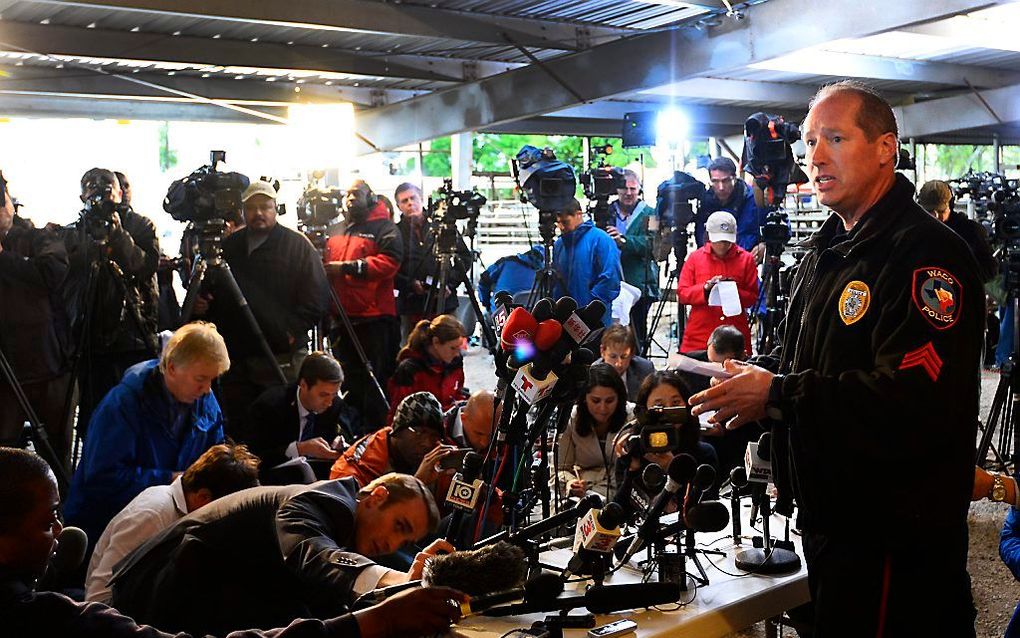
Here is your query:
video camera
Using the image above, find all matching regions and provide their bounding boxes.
[164,151,250,224]
[742,113,803,211]
[655,171,703,229]
[512,145,577,213]
[297,171,344,228]
[429,178,487,225]
[624,406,690,457]
[951,171,1020,244]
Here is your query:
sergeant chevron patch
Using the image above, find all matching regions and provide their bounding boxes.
[899,342,943,382]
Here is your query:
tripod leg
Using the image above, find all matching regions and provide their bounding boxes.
[327,287,389,412]
[179,260,209,324]
[451,256,498,352]
[213,263,288,385]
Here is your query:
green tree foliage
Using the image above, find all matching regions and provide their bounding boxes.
[158,122,178,172]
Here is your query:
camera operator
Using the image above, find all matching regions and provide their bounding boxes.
[689,82,983,635]
[325,179,403,431]
[63,168,159,435]
[553,198,621,328]
[194,179,329,433]
[693,157,769,262]
[605,170,658,350]
[918,179,997,282]
[393,183,465,336]
[0,174,73,468]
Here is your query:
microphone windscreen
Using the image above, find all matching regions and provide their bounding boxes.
[422,542,527,596]
[524,571,564,603]
[460,451,484,481]
[572,348,595,367]
[52,526,88,574]
[597,502,626,530]
[641,463,665,492]
[501,307,538,351]
[494,290,514,307]
[532,298,554,322]
[554,297,578,321]
[667,453,699,485]
[684,500,730,533]
[584,582,681,614]
[534,320,563,351]
[580,300,607,328]
[756,431,772,460]
[577,492,604,513]
[729,466,748,488]
[693,464,716,491]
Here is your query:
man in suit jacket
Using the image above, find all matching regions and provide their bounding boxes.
[242,352,360,482]
[596,324,654,402]
[110,473,448,636]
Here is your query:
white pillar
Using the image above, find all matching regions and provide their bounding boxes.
[451,132,473,190]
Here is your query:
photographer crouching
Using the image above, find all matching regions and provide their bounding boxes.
[0,173,73,472]
[62,168,159,437]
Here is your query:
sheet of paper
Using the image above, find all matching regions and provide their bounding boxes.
[671,354,732,379]
[708,280,742,317]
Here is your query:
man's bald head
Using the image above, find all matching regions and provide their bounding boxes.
[462,390,497,453]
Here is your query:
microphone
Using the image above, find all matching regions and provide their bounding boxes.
[531,297,555,322]
[684,464,716,513]
[444,451,485,547]
[500,307,538,353]
[729,466,747,544]
[745,432,772,523]
[481,572,565,617]
[351,580,423,610]
[423,541,527,596]
[476,493,602,549]
[493,291,514,333]
[617,454,697,566]
[534,320,563,351]
[484,581,680,617]
[641,463,666,493]
[36,526,88,592]
[562,502,625,580]
[682,500,730,533]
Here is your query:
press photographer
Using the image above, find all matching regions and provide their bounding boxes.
[325,179,403,431]
[393,182,472,335]
[693,157,770,261]
[62,167,159,436]
[605,169,658,350]
[553,198,620,329]
[190,175,329,433]
[0,173,73,472]
[919,179,997,283]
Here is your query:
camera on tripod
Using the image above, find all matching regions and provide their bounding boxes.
[742,112,803,211]
[428,177,487,247]
[580,164,625,230]
[163,150,250,224]
[512,145,577,213]
[297,172,344,228]
[655,171,703,229]
[949,171,1019,234]
[624,406,689,457]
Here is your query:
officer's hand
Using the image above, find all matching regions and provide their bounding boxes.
[192,293,213,316]
[690,359,771,430]
[353,586,466,638]
[297,437,341,460]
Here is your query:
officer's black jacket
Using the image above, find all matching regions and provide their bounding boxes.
[768,174,983,542]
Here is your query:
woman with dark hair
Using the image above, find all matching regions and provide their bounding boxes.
[612,370,719,517]
[387,314,467,423]
[555,364,633,500]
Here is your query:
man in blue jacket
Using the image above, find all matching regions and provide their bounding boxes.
[64,321,228,550]
[552,199,620,328]
[693,157,768,261]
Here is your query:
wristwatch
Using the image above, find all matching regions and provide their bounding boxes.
[765,374,785,421]
[990,473,1008,503]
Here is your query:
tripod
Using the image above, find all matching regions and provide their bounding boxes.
[61,218,159,450]
[423,220,498,352]
[643,228,690,359]
[978,280,1020,472]
[0,342,71,494]
[526,212,561,307]
[179,219,286,386]
[755,209,792,356]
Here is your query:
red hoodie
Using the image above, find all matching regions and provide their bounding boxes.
[324,200,402,318]
[677,242,759,355]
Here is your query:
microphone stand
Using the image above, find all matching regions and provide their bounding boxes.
[734,489,801,574]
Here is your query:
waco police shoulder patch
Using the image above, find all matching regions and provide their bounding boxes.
[912,266,962,330]
[838,280,871,325]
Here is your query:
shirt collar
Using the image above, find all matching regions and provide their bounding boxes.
[170,476,188,516]
[296,385,311,421]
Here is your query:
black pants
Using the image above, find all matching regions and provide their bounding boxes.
[0,374,74,473]
[629,295,656,353]
[218,349,306,438]
[801,530,975,637]
[331,315,399,435]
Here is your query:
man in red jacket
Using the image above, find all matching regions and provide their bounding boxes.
[325,180,404,433]
[677,211,759,356]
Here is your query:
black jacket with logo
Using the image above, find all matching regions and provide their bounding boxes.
[767,174,983,543]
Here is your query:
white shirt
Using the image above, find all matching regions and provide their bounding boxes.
[85,477,189,604]
[285,386,314,459]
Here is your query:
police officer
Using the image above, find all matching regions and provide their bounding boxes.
[690,81,983,636]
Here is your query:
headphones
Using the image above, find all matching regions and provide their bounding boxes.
[257,176,286,215]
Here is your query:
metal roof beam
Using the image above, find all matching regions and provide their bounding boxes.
[0,21,460,82]
[637,77,821,105]
[30,0,635,50]
[353,0,1001,152]
[0,91,284,121]
[896,83,1020,137]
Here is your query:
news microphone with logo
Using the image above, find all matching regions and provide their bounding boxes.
[444,451,485,547]
[562,502,625,581]
[476,494,603,549]
[493,291,514,333]
[745,431,771,523]
[734,431,800,574]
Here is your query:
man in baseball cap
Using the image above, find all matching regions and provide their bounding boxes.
[331,392,458,491]
[706,210,738,244]
[917,179,996,283]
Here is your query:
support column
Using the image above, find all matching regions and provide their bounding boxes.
[451,132,473,190]
[993,134,1001,174]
